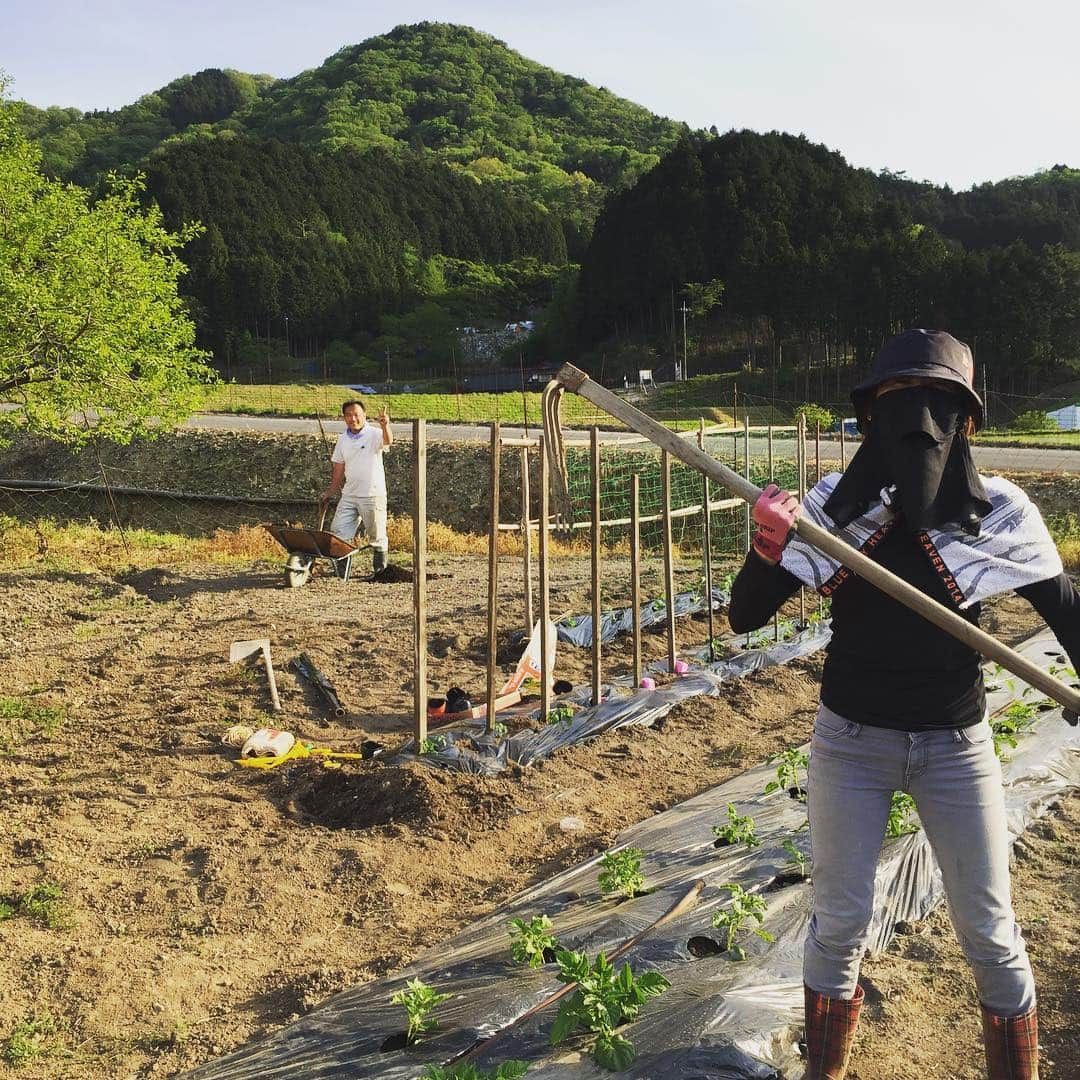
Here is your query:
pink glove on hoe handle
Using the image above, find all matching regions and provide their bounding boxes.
[752,484,800,564]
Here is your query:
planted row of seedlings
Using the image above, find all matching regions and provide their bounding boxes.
[388,662,1077,1079]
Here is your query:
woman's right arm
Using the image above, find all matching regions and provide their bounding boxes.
[728,550,802,633]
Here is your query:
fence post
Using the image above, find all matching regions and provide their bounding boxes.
[661,450,677,672]
[486,422,501,732]
[698,419,715,662]
[590,426,602,706]
[412,419,428,748]
[630,473,642,688]
[520,445,533,635]
[798,413,806,626]
[743,414,752,648]
[539,435,551,722]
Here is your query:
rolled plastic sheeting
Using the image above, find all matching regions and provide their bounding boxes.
[185,628,1079,1080]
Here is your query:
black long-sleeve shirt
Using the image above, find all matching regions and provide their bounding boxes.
[729,528,1080,731]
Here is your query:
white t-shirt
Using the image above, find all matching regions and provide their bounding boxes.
[332,424,387,499]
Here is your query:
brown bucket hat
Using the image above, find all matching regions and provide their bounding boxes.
[852,329,984,432]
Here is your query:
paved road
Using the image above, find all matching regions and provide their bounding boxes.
[186,412,1080,474]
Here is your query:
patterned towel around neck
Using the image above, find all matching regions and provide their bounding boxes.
[780,474,1063,609]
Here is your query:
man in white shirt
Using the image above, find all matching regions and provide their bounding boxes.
[320,399,392,574]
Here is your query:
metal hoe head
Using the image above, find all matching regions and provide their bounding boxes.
[230,639,271,664]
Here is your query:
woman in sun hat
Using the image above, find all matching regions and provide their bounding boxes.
[728,329,1079,1079]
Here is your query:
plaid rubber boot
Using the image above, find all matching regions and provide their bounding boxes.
[981,1004,1039,1079]
[804,983,864,1079]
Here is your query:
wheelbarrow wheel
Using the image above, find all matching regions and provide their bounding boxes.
[284,554,314,588]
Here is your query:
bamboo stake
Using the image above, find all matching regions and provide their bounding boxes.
[661,450,677,672]
[486,422,500,732]
[630,474,642,688]
[698,419,715,662]
[743,414,752,648]
[815,420,824,619]
[548,366,1080,714]
[769,422,780,644]
[520,445,533,634]
[797,413,807,626]
[590,426,602,706]
[412,419,428,748]
[539,435,551,721]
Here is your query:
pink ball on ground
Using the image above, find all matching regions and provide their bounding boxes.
[639,677,656,690]
[673,660,690,674]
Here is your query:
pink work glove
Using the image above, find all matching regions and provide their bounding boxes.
[752,484,800,564]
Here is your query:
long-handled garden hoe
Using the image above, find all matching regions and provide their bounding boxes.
[541,364,1080,716]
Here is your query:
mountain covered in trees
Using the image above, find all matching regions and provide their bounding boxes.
[17,22,686,239]
[571,132,1080,395]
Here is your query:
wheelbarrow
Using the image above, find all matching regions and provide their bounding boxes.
[263,508,363,587]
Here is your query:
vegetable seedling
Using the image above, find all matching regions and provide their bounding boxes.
[781,839,808,879]
[422,1062,529,1080]
[598,847,646,900]
[991,703,1038,760]
[765,747,809,802]
[508,914,559,969]
[545,704,574,725]
[492,722,508,737]
[549,948,670,1071]
[711,804,760,848]
[710,883,775,960]
[885,791,919,838]
[389,978,452,1044]
[419,735,447,755]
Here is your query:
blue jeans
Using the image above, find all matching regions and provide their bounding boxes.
[803,703,1035,1017]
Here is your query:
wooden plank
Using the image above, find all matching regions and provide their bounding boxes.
[630,473,642,688]
[495,498,743,531]
[661,450,677,672]
[412,419,428,747]
[486,422,501,732]
[590,426,602,706]
[551,363,1080,713]
[520,446,533,634]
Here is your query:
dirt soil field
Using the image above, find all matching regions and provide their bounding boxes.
[0,550,1076,1079]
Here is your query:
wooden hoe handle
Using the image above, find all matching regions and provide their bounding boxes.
[553,364,1080,715]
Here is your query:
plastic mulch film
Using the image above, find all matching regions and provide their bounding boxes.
[398,621,833,776]
[555,588,729,648]
[187,628,1079,1080]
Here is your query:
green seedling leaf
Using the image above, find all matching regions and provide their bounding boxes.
[710,883,774,958]
[711,804,760,848]
[508,914,558,969]
[885,791,919,838]
[389,977,452,1044]
[598,847,646,899]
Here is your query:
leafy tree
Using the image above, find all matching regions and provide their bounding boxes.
[0,94,214,446]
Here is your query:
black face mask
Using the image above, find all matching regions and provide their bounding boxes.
[824,387,990,535]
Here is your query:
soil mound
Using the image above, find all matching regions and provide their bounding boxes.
[284,761,517,832]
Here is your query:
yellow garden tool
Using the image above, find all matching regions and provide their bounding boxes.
[235,741,365,770]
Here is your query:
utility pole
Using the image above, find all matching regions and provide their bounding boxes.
[982,365,990,428]
[679,301,690,381]
[385,347,391,386]
[284,314,290,359]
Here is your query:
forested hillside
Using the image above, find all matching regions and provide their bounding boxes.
[571,131,1080,396]
[143,138,566,365]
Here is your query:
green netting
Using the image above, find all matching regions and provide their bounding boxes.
[561,431,807,556]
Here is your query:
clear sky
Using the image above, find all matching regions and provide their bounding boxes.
[6,0,1077,190]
